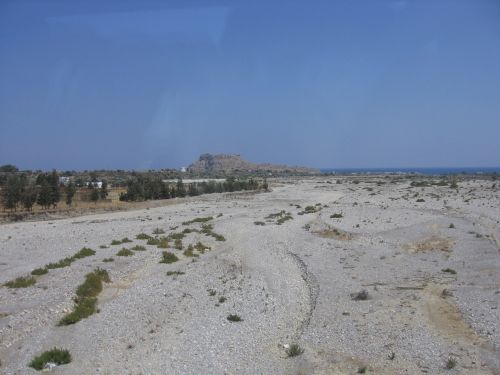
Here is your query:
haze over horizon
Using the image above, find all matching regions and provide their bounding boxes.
[1,0,499,170]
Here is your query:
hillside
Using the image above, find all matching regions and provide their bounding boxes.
[187,153,319,175]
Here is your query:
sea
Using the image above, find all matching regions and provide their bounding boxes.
[320,167,500,175]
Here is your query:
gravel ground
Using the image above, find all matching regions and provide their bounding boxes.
[0,177,499,374]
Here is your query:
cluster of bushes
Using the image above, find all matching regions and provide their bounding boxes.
[34,247,96,275]
[410,179,458,188]
[119,177,264,202]
[58,268,110,325]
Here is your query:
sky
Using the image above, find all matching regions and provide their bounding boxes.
[0,0,499,170]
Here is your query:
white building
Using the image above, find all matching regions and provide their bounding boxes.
[59,176,70,186]
[87,181,103,189]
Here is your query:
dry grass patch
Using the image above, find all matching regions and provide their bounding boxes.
[314,226,354,240]
[157,237,169,249]
[402,236,454,253]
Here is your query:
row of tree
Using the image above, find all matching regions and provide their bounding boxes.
[1,171,266,210]
[1,171,108,211]
[119,177,266,202]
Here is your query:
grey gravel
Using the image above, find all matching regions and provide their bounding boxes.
[0,176,499,374]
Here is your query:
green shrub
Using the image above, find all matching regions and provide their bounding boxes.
[298,205,319,215]
[218,296,227,303]
[102,257,114,262]
[227,314,242,322]
[121,237,132,243]
[286,343,304,357]
[76,273,103,299]
[168,232,185,240]
[29,348,71,370]
[116,248,133,257]
[276,215,293,225]
[254,221,265,226]
[446,357,456,369]
[152,228,165,235]
[183,245,197,257]
[160,251,179,264]
[131,245,146,251]
[111,239,122,245]
[58,269,110,326]
[31,267,48,276]
[5,276,36,288]
[351,290,369,301]
[166,271,185,276]
[45,257,73,269]
[136,233,152,240]
[212,233,225,241]
[442,268,457,275]
[93,268,110,283]
[58,297,97,326]
[182,216,213,225]
[147,237,160,245]
[73,247,96,259]
[194,242,210,254]
[43,247,96,272]
[99,245,109,249]
[330,213,343,219]
[265,210,286,219]
[201,223,213,233]
[174,238,183,250]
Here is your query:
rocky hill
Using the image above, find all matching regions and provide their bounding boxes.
[187,154,319,175]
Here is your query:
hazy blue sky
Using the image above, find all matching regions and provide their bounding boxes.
[1,0,499,170]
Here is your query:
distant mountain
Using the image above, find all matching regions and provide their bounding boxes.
[187,154,320,175]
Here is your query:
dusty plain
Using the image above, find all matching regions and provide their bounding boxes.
[0,176,499,374]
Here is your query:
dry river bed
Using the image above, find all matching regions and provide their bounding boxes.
[0,177,499,374]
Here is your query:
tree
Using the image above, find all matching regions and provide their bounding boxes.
[35,173,47,186]
[21,184,38,211]
[90,187,99,204]
[48,170,60,208]
[170,185,177,198]
[0,164,18,173]
[66,182,76,206]
[224,177,235,192]
[262,178,269,191]
[176,179,186,197]
[1,175,22,211]
[37,181,52,209]
[160,182,170,199]
[124,179,144,201]
[99,180,108,200]
[188,183,199,196]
